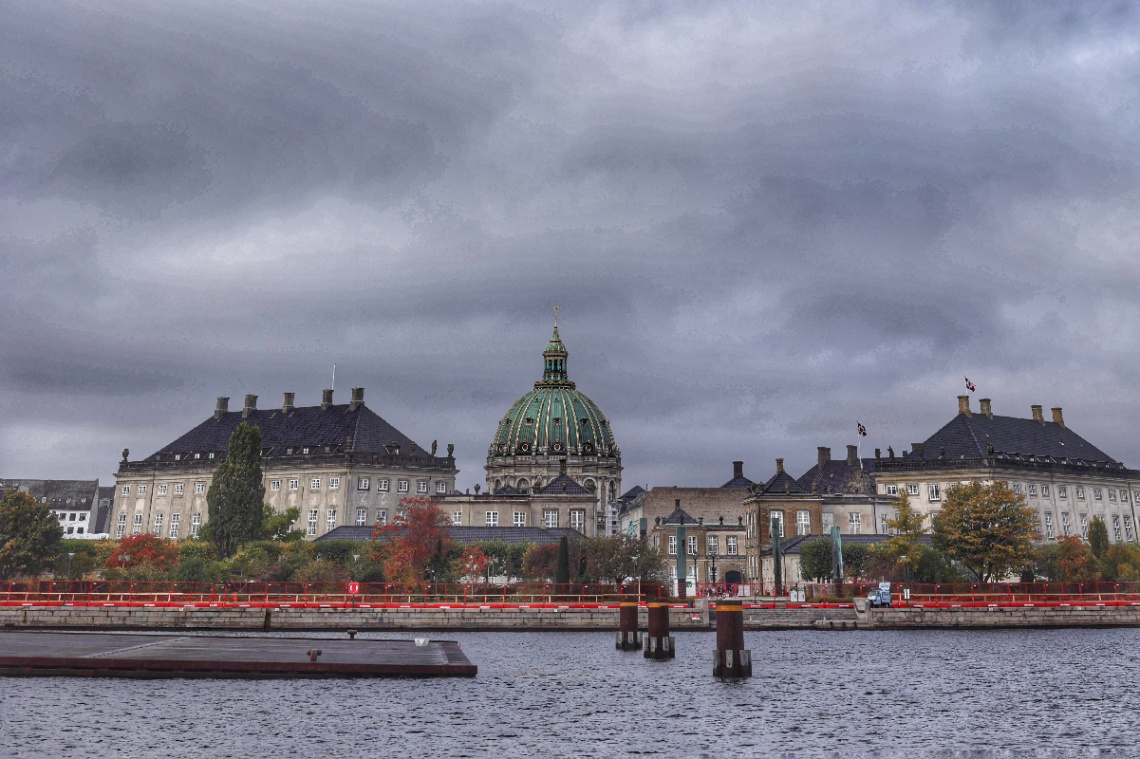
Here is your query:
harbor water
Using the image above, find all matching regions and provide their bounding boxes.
[3,628,1139,757]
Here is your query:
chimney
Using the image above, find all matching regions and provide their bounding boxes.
[732,460,744,479]
[675,498,681,511]
[214,397,229,420]
[979,398,992,419]
[958,395,971,417]
[817,447,831,469]
[349,387,364,411]
[1052,407,1065,428]
[282,392,295,413]
[776,458,784,474]
[1031,405,1044,425]
[874,448,881,459]
[846,445,858,465]
[242,394,257,418]
[321,389,333,410]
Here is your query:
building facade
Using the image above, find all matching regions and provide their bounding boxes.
[435,472,599,536]
[110,388,458,541]
[485,324,623,534]
[649,502,747,593]
[0,479,102,537]
[870,396,1140,545]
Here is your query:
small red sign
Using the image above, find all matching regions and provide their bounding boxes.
[347,582,360,595]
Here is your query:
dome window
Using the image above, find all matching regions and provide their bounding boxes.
[519,442,531,453]
[553,417,561,424]
[581,418,588,425]
[525,417,534,425]
[583,442,594,453]
[552,441,564,452]
[497,443,505,453]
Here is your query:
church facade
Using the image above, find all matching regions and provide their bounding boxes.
[484,324,623,535]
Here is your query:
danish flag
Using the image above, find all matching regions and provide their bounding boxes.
[965,377,976,393]
[857,422,867,437]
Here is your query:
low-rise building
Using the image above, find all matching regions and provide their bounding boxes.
[651,501,747,593]
[110,389,458,541]
[437,472,599,535]
[0,479,101,537]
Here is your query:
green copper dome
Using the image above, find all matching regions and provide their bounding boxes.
[490,328,617,457]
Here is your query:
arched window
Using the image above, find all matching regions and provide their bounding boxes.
[584,479,597,494]
[517,478,530,495]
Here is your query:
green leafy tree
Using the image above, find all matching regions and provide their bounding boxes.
[261,505,303,542]
[556,535,571,584]
[1088,516,1110,559]
[0,491,64,579]
[843,543,869,579]
[799,537,833,582]
[932,481,1038,582]
[203,422,267,558]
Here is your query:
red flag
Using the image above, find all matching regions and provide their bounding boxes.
[965,377,976,393]
[857,422,867,437]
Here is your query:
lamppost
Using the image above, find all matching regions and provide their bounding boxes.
[709,542,718,590]
[65,552,76,585]
[352,554,360,579]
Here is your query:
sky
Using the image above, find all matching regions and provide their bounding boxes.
[3,1,1140,491]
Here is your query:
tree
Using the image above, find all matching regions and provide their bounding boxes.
[1056,535,1098,581]
[843,543,869,579]
[556,535,571,584]
[203,422,266,558]
[375,496,455,585]
[522,542,559,581]
[931,481,1038,582]
[457,545,492,582]
[261,505,303,542]
[104,533,179,574]
[0,491,64,579]
[1088,516,1110,559]
[799,537,833,582]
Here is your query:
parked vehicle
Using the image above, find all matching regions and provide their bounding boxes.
[867,582,892,608]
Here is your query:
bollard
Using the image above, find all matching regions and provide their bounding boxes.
[346,629,357,640]
[616,601,642,650]
[712,602,751,677]
[644,601,675,659]
[306,648,323,662]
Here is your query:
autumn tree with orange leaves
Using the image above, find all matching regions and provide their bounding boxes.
[373,497,455,584]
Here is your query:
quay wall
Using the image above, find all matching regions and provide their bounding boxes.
[864,603,1140,629]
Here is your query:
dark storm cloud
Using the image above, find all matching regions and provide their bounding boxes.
[3,1,1140,488]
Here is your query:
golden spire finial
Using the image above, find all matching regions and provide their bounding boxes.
[553,304,559,328]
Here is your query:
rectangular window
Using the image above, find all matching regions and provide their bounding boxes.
[1112,515,1122,542]
[396,507,407,519]
[169,513,180,539]
[822,512,834,531]
[116,514,126,539]
[138,485,147,496]
[357,477,370,491]
[311,478,321,490]
[1043,513,1054,539]
[271,480,281,491]
[1121,489,1130,502]
[885,484,898,496]
[513,511,526,527]
[132,514,142,535]
[326,509,337,533]
[570,510,585,532]
[307,509,318,536]
[927,484,941,502]
[1094,488,1103,501]
[1027,484,1037,496]
[373,508,385,525]
[398,480,409,493]
[288,479,299,491]
[796,510,811,536]
[849,512,862,535]
[1109,489,1117,502]
[1061,512,1071,536]
[771,511,785,538]
[1125,516,1135,543]
[906,484,919,496]
[1080,513,1089,539]
[190,513,201,538]
[1041,485,1050,498]
[195,482,205,494]
[687,535,698,556]
[174,483,184,495]
[707,535,719,555]
[452,511,462,526]
[157,484,168,495]
[486,511,499,527]
[667,535,677,555]
[1058,486,1068,499]
[378,479,389,492]
[544,509,558,528]
[1076,487,1085,500]
[1013,484,1023,495]
[436,482,447,494]
[153,513,164,533]
[727,536,738,555]
[356,508,367,526]
[121,485,130,496]
[417,481,428,493]
[330,477,340,490]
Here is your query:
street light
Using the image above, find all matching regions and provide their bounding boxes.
[66,552,76,584]
[352,553,360,579]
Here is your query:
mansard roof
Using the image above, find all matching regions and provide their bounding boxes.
[910,410,1116,464]
[761,469,808,495]
[661,505,699,525]
[0,479,98,509]
[317,525,583,545]
[537,474,589,495]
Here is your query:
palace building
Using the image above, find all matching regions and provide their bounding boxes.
[485,323,623,534]
[110,388,457,541]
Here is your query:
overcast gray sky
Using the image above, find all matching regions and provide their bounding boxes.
[3,1,1140,491]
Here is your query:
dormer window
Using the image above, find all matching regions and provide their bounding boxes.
[174,454,181,461]
[193,453,200,459]
[302,447,310,455]
[208,452,215,459]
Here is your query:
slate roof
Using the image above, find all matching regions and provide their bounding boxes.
[316,525,584,545]
[762,533,931,556]
[0,479,99,510]
[721,474,754,488]
[537,474,589,495]
[760,470,808,495]
[797,459,874,495]
[661,505,700,526]
[907,412,1116,463]
[140,403,436,461]
[618,485,647,501]
[494,484,521,495]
